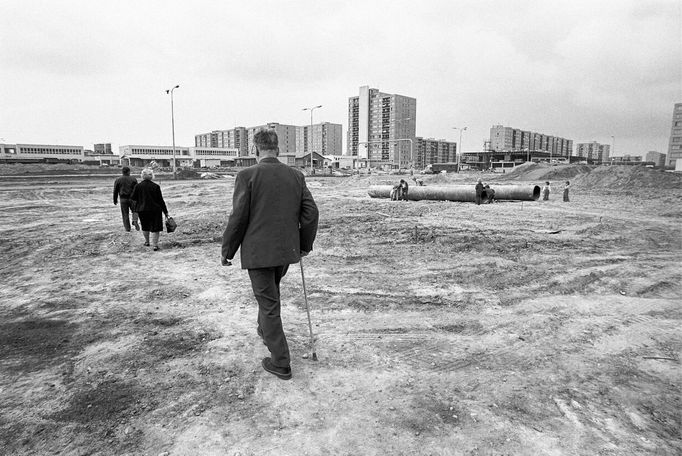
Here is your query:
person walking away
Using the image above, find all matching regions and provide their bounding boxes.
[221,129,319,381]
[399,179,409,201]
[542,181,551,201]
[130,168,170,251]
[113,166,139,231]
[485,184,495,203]
[475,178,484,205]
[563,181,570,202]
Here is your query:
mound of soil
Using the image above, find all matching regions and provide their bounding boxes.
[499,163,682,189]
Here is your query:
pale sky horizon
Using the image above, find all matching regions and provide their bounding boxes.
[1,0,680,157]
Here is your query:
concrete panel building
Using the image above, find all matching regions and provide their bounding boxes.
[490,125,573,159]
[296,122,343,158]
[0,143,84,163]
[347,85,417,168]
[415,138,457,169]
[645,151,666,168]
[575,142,610,164]
[667,102,682,167]
[247,123,298,156]
[119,145,238,168]
[195,128,249,156]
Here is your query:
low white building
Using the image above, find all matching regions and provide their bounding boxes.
[119,145,239,168]
[0,143,84,163]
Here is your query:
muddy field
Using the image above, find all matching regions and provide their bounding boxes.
[0,165,680,455]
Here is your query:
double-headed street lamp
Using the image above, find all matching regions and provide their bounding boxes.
[166,84,180,179]
[453,126,467,171]
[302,105,322,174]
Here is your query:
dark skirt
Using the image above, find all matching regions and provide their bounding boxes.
[138,210,163,232]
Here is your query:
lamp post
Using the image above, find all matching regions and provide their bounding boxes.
[302,105,322,174]
[453,126,467,171]
[610,135,615,165]
[165,84,180,179]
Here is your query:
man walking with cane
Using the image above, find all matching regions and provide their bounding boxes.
[221,129,319,380]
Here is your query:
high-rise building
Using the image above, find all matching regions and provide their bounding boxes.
[415,138,457,169]
[575,141,610,163]
[667,102,682,167]
[296,122,343,157]
[195,128,249,156]
[247,123,298,156]
[490,125,573,158]
[645,151,667,168]
[347,85,417,167]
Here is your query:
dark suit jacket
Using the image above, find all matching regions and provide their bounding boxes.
[222,157,319,269]
[130,180,168,215]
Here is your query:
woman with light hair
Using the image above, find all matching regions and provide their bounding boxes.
[130,168,170,251]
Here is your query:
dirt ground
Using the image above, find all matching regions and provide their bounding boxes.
[0,165,680,455]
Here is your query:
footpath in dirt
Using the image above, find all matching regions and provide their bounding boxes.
[0,164,680,455]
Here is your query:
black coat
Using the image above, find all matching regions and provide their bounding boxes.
[222,157,319,269]
[130,179,168,215]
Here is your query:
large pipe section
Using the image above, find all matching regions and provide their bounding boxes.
[367,185,541,202]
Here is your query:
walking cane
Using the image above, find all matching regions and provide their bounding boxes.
[299,257,318,361]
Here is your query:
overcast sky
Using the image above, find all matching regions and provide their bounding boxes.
[1,0,680,156]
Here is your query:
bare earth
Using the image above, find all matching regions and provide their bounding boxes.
[0,165,680,456]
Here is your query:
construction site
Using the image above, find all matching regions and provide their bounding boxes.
[0,162,680,455]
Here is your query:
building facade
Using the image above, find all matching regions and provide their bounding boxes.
[296,122,343,157]
[645,151,667,168]
[575,141,611,164]
[119,145,238,168]
[667,102,682,167]
[347,85,417,168]
[415,138,457,169]
[490,125,573,159]
[0,143,84,163]
[195,128,249,156]
[246,123,298,156]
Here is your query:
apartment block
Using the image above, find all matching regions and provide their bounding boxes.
[645,150,667,168]
[296,122,343,158]
[415,138,457,169]
[246,123,298,156]
[347,85,417,167]
[667,102,682,167]
[94,143,113,155]
[490,125,573,158]
[575,141,611,164]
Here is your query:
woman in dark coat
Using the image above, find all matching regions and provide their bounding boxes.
[130,168,169,251]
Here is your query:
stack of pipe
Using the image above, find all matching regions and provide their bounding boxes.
[368,184,541,202]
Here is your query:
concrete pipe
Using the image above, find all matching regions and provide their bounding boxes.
[368,185,541,202]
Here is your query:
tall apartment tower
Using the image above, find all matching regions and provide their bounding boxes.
[296,122,343,157]
[667,102,682,167]
[347,86,417,167]
[415,138,457,169]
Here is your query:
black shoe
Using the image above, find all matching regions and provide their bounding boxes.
[257,328,267,346]
[153,246,159,251]
[261,357,291,380]
[144,242,150,247]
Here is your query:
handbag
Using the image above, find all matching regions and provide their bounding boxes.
[165,216,177,233]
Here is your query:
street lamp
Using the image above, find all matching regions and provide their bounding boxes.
[610,135,615,165]
[302,105,322,174]
[453,126,467,171]
[165,84,180,179]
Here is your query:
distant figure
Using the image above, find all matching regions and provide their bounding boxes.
[485,184,495,204]
[563,181,570,202]
[399,179,409,201]
[390,184,400,201]
[130,168,170,251]
[113,166,139,232]
[411,176,424,186]
[475,178,484,205]
[542,181,551,201]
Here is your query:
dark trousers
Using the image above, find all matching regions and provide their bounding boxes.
[563,189,569,202]
[119,198,139,231]
[248,265,291,368]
